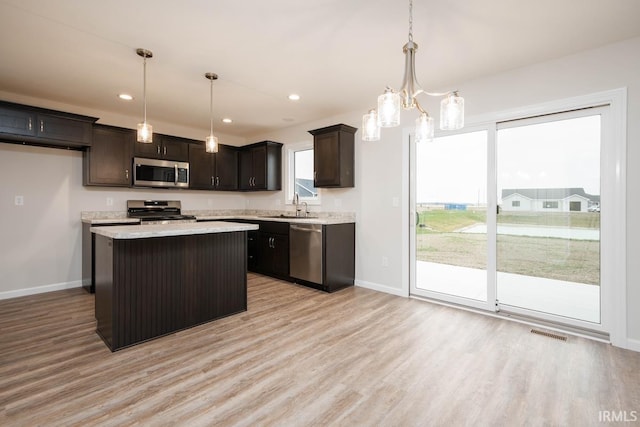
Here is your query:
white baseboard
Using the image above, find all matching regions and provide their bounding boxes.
[626,338,640,352]
[0,280,83,300]
[355,279,408,297]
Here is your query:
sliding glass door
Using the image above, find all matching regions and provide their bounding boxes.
[496,109,602,324]
[410,130,492,310]
[410,100,620,334]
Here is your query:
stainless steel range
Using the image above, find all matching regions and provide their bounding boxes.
[127,200,196,224]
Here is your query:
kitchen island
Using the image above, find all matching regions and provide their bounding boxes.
[91,221,258,351]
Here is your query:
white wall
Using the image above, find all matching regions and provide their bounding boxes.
[1,36,639,347]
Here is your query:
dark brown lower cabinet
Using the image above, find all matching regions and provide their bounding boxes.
[94,231,247,351]
[251,221,290,280]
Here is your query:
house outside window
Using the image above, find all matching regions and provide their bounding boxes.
[287,143,319,205]
[570,201,581,211]
[512,201,520,207]
[543,201,559,209]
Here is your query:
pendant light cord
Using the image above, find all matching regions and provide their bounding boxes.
[209,78,214,135]
[408,0,413,42]
[142,56,147,123]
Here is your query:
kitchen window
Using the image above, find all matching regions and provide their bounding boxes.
[286,142,320,205]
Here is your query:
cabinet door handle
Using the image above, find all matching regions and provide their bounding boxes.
[40,120,44,133]
[216,176,220,187]
[163,146,167,155]
[157,145,161,155]
[28,118,33,131]
[125,169,129,180]
[211,176,214,186]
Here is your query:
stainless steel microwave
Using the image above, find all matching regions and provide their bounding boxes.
[133,157,189,188]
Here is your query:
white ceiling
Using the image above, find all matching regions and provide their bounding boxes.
[1,0,640,138]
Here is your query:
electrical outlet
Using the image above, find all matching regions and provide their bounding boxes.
[106,197,114,206]
[382,256,389,267]
[208,199,214,206]
[14,195,24,206]
[392,197,399,207]
[334,198,342,208]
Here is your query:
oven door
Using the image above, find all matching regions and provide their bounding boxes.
[133,157,189,188]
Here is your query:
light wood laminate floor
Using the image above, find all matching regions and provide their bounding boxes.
[1,274,639,426]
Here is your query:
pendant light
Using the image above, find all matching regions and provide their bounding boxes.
[136,48,153,143]
[361,0,465,142]
[204,72,219,153]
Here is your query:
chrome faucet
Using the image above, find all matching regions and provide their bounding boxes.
[293,192,301,216]
[293,192,308,217]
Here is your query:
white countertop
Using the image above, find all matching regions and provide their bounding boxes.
[82,211,355,225]
[195,214,354,225]
[83,218,140,225]
[91,221,259,239]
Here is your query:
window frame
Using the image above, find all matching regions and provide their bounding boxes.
[285,141,321,206]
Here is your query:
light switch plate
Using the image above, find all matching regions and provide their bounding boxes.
[15,195,24,206]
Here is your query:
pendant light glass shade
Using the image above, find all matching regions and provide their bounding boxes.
[204,72,219,153]
[137,122,153,143]
[136,48,153,143]
[205,134,218,153]
[440,92,464,131]
[362,110,380,141]
[377,88,401,128]
[415,113,434,143]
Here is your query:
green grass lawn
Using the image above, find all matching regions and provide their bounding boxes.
[417,208,600,233]
[416,208,600,285]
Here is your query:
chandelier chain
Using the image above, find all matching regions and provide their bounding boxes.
[408,0,413,42]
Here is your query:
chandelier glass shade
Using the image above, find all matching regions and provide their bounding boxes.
[136,48,153,144]
[361,0,465,143]
[204,72,219,153]
[361,109,380,141]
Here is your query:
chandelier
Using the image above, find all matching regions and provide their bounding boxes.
[362,0,464,142]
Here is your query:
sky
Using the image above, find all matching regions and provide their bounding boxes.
[416,114,601,204]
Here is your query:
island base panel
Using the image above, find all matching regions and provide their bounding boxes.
[95,231,247,351]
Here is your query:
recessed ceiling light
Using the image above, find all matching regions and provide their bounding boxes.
[288,94,300,101]
[118,93,133,101]
[222,118,232,124]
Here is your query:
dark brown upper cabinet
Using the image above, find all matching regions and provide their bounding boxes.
[189,142,238,191]
[308,124,357,188]
[238,141,282,191]
[0,100,97,149]
[133,134,189,162]
[83,125,134,186]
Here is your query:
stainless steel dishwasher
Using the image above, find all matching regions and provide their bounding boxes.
[289,223,323,285]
